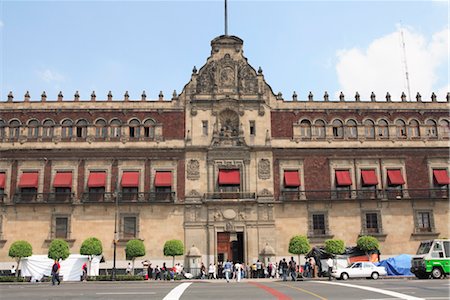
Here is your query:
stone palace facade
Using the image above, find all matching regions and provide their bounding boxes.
[0,35,449,269]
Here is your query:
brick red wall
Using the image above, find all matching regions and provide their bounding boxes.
[43,160,52,194]
[177,159,185,201]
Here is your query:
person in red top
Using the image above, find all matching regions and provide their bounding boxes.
[51,259,61,286]
[81,263,88,281]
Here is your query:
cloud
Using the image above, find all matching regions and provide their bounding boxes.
[335,27,449,101]
[37,69,65,83]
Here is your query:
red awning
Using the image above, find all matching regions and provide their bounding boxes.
[0,173,5,189]
[87,172,106,188]
[218,169,240,185]
[154,171,172,187]
[121,172,139,187]
[53,172,73,188]
[18,172,39,188]
[433,169,450,185]
[387,169,405,185]
[335,170,352,186]
[361,170,378,186]
[284,170,300,187]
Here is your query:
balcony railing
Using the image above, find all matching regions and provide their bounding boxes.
[118,192,175,203]
[13,192,74,204]
[204,192,256,200]
[81,192,115,203]
[280,188,449,201]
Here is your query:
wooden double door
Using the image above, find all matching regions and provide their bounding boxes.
[217,232,244,263]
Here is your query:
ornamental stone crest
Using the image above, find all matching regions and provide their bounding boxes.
[187,159,200,180]
[258,159,271,180]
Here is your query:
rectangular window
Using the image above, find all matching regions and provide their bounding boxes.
[122,216,137,239]
[312,214,326,235]
[202,121,208,136]
[417,212,432,232]
[55,217,68,239]
[366,213,379,234]
[249,121,256,136]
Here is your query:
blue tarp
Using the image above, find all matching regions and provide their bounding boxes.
[376,254,413,276]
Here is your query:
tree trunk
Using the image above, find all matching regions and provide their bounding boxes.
[16,258,21,277]
[172,256,175,268]
[132,258,135,275]
[88,256,92,276]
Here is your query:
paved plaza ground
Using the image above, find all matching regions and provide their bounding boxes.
[0,278,449,300]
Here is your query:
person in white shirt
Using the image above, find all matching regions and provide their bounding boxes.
[10,265,15,276]
[235,262,242,282]
[326,257,333,281]
[208,263,216,279]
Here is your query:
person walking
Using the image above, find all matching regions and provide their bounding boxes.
[51,259,61,286]
[81,262,88,281]
[289,257,297,281]
[10,265,15,276]
[208,263,215,279]
[223,260,232,283]
[126,262,132,275]
[326,257,333,281]
[280,258,288,281]
[234,262,242,282]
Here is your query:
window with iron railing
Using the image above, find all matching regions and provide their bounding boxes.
[365,212,380,234]
[312,214,326,235]
[416,212,432,233]
[122,216,137,239]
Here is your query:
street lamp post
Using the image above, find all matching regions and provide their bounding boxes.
[112,192,119,281]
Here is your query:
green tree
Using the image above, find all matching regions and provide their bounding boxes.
[80,237,103,276]
[8,240,33,277]
[48,239,70,261]
[324,239,345,255]
[125,239,145,274]
[163,239,184,267]
[288,235,311,265]
[357,235,380,253]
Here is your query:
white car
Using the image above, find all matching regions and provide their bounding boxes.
[331,262,387,280]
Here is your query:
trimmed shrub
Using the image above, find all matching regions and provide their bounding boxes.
[288,235,311,264]
[48,239,70,261]
[8,240,33,276]
[87,275,144,281]
[357,235,380,252]
[125,239,145,274]
[163,239,184,267]
[324,239,345,255]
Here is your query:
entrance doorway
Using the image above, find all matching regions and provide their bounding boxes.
[217,232,244,263]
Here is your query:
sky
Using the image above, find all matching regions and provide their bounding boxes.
[0,0,448,102]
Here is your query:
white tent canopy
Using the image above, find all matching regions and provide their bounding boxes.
[21,254,101,282]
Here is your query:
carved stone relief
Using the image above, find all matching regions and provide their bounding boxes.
[258,159,271,180]
[187,159,200,180]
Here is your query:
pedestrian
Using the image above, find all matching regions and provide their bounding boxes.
[81,262,88,281]
[280,258,288,281]
[234,261,242,282]
[208,263,215,279]
[223,260,232,283]
[162,262,168,280]
[256,259,262,278]
[309,257,316,278]
[51,259,61,286]
[155,265,161,280]
[200,262,206,279]
[10,265,15,276]
[289,257,297,281]
[148,263,153,280]
[142,260,149,280]
[326,257,333,281]
[304,259,311,278]
[126,262,132,275]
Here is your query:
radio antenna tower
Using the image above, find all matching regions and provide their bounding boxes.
[225,0,228,35]
[400,22,412,102]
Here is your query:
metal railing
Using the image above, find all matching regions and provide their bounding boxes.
[81,192,115,203]
[280,188,449,201]
[204,192,256,200]
[13,192,74,204]
[118,192,175,203]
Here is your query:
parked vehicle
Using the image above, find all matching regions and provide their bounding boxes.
[331,262,387,280]
[410,239,450,279]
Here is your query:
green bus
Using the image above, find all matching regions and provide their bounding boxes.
[410,239,450,279]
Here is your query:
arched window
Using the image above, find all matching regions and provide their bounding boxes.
[95,119,108,138]
[396,119,407,138]
[346,119,358,139]
[364,119,375,139]
[314,120,326,139]
[110,119,122,138]
[0,120,5,138]
[143,119,156,139]
[439,119,450,139]
[61,119,73,138]
[76,119,88,138]
[42,120,55,138]
[332,120,344,138]
[408,120,420,138]
[129,119,141,138]
[9,120,21,139]
[27,120,39,138]
[426,120,438,138]
[300,119,311,138]
[377,119,389,138]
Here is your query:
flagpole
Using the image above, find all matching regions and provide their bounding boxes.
[225,0,228,35]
